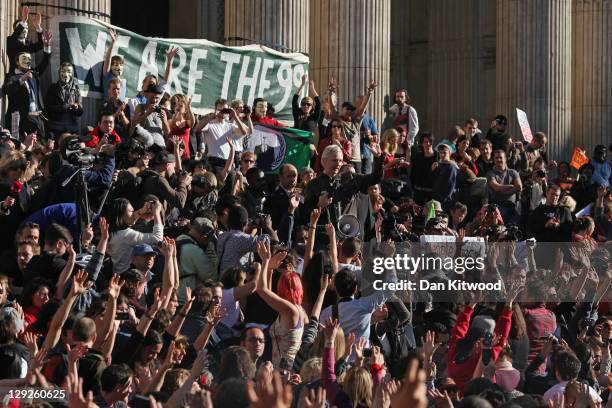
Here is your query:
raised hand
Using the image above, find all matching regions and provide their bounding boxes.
[246,371,292,408]
[99,217,109,242]
[70,270,90,296]
[166,46,179,60]
[421,330,439,360]
[367,80,379,92]
[42,29,52,46]
[390,359,427,408]
[324,223,335,239]
[322,317,339,342]
[109,28,118,43]
[67,343,88,366]
[107,275,124,299]
[371,345,385,366]
[23,332,39,357]
[288,194,300,212]
[21,6,29,23]
[33,12,42,30]
[24,132,37,149]
[428,389,453,408]
[297,387,326,408]
[309,208,321,226]
[181,286,195,315]
[269,249,288,270]
[256,240,272,263]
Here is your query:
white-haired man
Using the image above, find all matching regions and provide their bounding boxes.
[304,143,383,246]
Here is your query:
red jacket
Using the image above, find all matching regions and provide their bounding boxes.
[86,126,122,148]
[447,305,513,394]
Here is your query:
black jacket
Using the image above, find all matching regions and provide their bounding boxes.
[528,204,573,242]
[6,23,43,73]
[44,81,83,133]
[2,51,50,130]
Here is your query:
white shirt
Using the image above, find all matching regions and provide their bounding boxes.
[338,262,362,282]
[543,381,601,404]
[203,120,242,159]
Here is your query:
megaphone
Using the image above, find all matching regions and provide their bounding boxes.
[337,214,360,238]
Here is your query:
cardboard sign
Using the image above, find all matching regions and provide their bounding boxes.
[516,108,533,143]
[570,147,589,170]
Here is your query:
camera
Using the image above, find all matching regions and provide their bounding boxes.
[116,312,130,321]
[66,138,97,167]
[220,108,232,115]
[323,263,334,276]
[363,348,373,358]
[249,213,268,230]
[242,105,251,115]
[152,105,163,113]
[547,332,559,345]
[535,169,546,178]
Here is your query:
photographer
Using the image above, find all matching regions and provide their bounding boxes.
[54,135,116,204]
[130,84,169,149]
[139,150,191,213]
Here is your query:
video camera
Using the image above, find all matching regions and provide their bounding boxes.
[65,138,96,167]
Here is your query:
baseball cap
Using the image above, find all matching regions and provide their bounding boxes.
[191,217,214,236]
[132,244,157,257]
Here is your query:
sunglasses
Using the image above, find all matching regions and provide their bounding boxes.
[242,159,255,164]
[301,102,312,107]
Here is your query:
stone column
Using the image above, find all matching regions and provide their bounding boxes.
[30,0,111,132]
[310,0,391,128]
[169,0,224,43]
[1,0,21,124]
[224,0,309,54]
[390,0,430,133]
[571,0,612,155]
[496,0,572,161]
[427,0,497,139]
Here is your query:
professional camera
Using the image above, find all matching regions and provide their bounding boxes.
[65,138,96,167]
[249,213,268,230]
[152,105,164,113]
[481,223,522,242]
[379,209,405,242]
[115,139,146,168]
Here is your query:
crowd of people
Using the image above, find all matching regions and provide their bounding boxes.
[0,7,611,408]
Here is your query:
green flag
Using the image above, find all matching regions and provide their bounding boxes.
[247,125,313,173]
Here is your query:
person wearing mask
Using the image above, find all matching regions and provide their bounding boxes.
[486,150,522,225]
[3,32,52,139]
[45,62,83,136]
[6,7,44,73]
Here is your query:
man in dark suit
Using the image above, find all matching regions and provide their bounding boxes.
[264,163,300,229]
[2,30,52,139]
[6,6,44,74]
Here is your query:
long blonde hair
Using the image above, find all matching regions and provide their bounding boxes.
[343,366,373,407]
[380,129,399,156]
[0,150,26,180]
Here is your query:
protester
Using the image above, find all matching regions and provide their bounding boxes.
[0,21,608,408]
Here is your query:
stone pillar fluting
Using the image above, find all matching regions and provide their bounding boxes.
[1,0,21,124]
[169,0,224,43]
[571,0,612,155]
[309,0,391,128]
[427,0,482,140]
[224,0,309,54]
[496,0,572,160]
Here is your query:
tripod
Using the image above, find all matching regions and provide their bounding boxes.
[62,166,91,250]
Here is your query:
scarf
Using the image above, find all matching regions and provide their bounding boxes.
[58,78,80,105]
